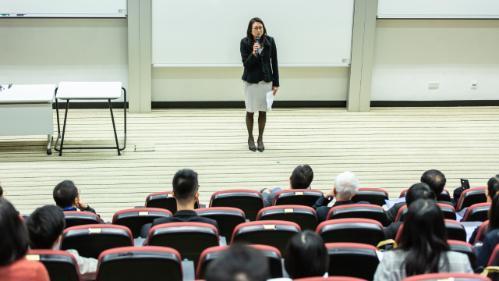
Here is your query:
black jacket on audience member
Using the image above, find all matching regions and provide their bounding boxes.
[140,210,218,238]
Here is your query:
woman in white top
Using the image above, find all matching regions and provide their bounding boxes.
[374,199,473,281]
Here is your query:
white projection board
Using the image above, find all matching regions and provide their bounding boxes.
[0,0,127,18]
[152,0,354,67]
[378,0,499,19]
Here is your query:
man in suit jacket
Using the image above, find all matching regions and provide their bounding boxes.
[140,169,217,238]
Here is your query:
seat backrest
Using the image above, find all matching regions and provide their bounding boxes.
[64,211,101,228]
[27,250,81,281]
[145,191,199,213]
[472,220,489,244]
[61,224,133,259]
[294,277,366,281]
[445,220,467,241]
[196,244,283,279]
[488,244,499,266]
[195,207,246,240]
[326,242,379,280]
[399,189,451,203]
[96,246,182,281]
[448,240,476,269]
[209,189,263,221]
[395,203,456,222]
[351,187,389,206]
[274,189,323,207]
[317,218,385,246]
[456,187,487,210]
[112,208,172,238]
[257,205,318,230]
[327,204,390,226]
[402,273,491,281]
[146,222,219,265]
[231,220,301,255]
[461,203,490,222]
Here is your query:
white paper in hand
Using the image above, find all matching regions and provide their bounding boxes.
[266,91,274,111]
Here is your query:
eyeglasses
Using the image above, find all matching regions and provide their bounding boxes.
[252,26,264,30]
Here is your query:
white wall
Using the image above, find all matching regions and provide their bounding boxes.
[152,67,349,102]
[0,19,128,86]
[372,20,499,101]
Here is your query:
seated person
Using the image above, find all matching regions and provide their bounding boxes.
[0,198,50,281]
[140,169,217,238]
[313,171,360,222]
[284,230,328,279]
[374,199,472,281]
[205,244,269,281]
[262,164,314,206]
[26,205,97,279]
[475,193,499,269]
[0,183,3,197]
[454,175,499,205]
[53,180,97,213]
[468,177,499,243]
[421,169,451,204]
[383,182,436,239]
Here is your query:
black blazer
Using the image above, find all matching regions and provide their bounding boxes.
[240,35,279,87]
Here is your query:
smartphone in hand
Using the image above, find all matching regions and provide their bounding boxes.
[460,178,470,190]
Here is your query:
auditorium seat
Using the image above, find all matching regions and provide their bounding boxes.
[146,222,219,265]
[195,207,246,240]
[395,203,456,222]
[145,191,199,213]
[316,218,385,246]
[327,204,390,226]
[447,240,476,270]
[456,187,487,210]
[196,245,283,279]
[483,244,499,280]
[231,220,300,255]
[471,220,489,244]
[96,246,182,281]
[294,277,366,281]
[209,189,263,221]
[402,273,490,281]
[326,242,379,280]
[27,250,81,281]
[64,211,101,228]
[61,224,133,259]
[257,205,318,230]
[273,189,324,207]
[395,220,467,243]
[461,202,490,222]
[399,189,452,203]
[352,187,389,206]
[112,207,172,238]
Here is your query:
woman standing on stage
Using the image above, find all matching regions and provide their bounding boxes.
[240,17,279,152]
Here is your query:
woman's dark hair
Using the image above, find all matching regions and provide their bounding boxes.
[27,205,66,249]
[0,198,29,266]
[0,183,3,197]
[488,193,499,230]
[284,230,329,278]
[399,199,449,276]
[290,164,314,189]
[487,177,499,200]
[53,180,78,208]
[172,169,199,202]
[246,17,267,39]
[420,169,446,196]
[406,182,435,206]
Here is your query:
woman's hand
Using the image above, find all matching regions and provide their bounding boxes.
[272,86,279,96]
[252,42,261,56]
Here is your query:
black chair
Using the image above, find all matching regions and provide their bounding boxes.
[146,222,219,265]
[231,220,301,255]
[61,224,133,259]
[27,250,81,281]
[327,204,390,226]
[403,273,490,281]
[352,187,389,206]
[448,240,476,270]
[326,242,379,280]
[273,189,323,207]
[395,203,456,222]
[145,191,199,213]
[257,205,318,230]
[399,189,452,203]
[456,187,487,210]
[64,211,101,228]
[96,246,182,281]
[210,189,263,221]
[195,207,246,240]
[316,218,385,246]
[461,203,490,222]
[471,220,489,244]
[112,207,172,238]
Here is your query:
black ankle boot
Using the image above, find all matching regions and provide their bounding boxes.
[257,138,264,152]
[248,137,256,151]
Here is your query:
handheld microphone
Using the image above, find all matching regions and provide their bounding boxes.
[255,36,263,55]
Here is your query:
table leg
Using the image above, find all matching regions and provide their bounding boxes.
[108,99,121,156]
[59,100,70,156]
[46,134,53,155]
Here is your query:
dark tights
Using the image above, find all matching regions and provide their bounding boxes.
[246,111,266,141]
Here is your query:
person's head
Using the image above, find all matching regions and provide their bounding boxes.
[284,230,329,279]
[290,165,314,189]
[0,183,3,197]
[488,193,499,230]
[26,205,65,249]
[0,198,29,266]
[205,244,269,281]
[399,199,449,276]
[246,17,267,40]
[333,171,359,201]
[487,176,499,201]
[405,182,436,206]
[172,169,199,208]
[53,180,79,209]
[420,169,446,196]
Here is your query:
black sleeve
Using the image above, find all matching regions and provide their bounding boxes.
[241,39,258,68]
[270,38,279,87]
[80,205,96,214]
